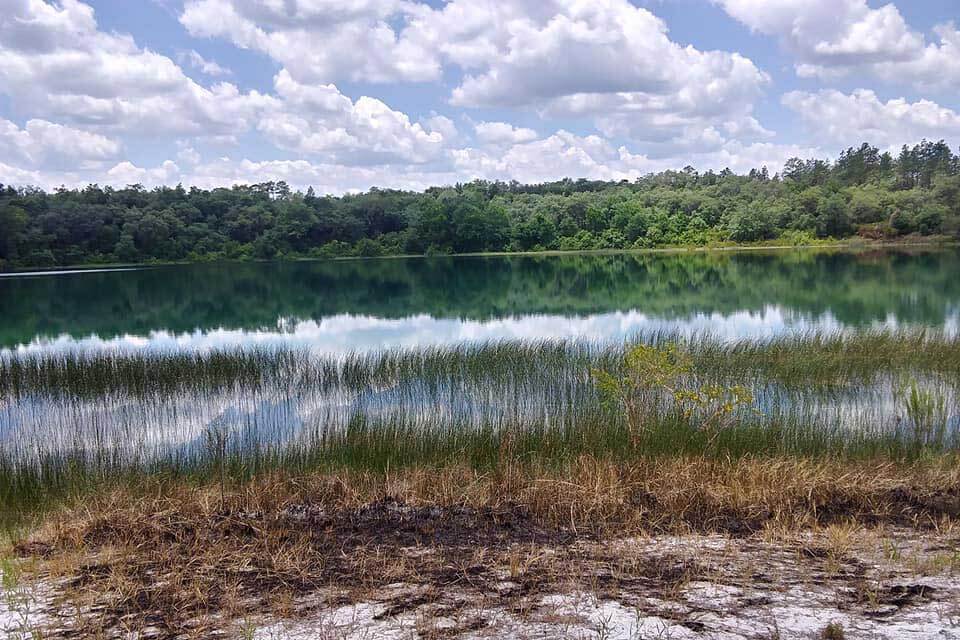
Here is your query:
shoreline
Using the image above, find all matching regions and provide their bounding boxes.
[1,235,955,276]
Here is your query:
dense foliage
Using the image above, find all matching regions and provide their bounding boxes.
[1,140,959,270]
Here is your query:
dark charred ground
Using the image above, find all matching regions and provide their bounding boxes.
[9,486,960,640]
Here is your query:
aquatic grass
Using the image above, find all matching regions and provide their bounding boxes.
[686,328,960,388]
[4,329,960,400]
[0,408,949,534]
[1,330,959,531]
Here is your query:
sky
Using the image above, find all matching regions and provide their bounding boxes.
[0,0,958,194]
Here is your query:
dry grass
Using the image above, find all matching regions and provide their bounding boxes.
[9,454,960,638]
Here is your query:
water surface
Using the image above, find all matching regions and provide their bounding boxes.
[3,248,959,355]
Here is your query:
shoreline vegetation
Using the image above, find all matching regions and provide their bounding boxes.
[1,232,956,276]
[1,330,959,635]
[3,330,960,525]
[2,139,960,273]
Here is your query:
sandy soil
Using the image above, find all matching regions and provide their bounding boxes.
[5,528,958,639]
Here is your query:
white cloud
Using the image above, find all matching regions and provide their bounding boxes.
[437,0,768,152]
[181,50,232,77]
[659,141,824,175]
[176,144,202,165]
[3,0,950,196]
[715,0,960,89]
[116,156,467,195]
[453,131,632,183]
[541,50,769,157]
[717,0,920,62]
[106,160,182,186]
[0,161,54,188]
[1,125,823,194]
[870,23,960,91]
[421,114,459,142]
[0,118,120,167]
[178,0,771,151]
[0,1,454,171]
[180,0,438,83]
[473,121,539,146]
[782,89,960,147]
[0,0,276,135]
[257,70,446,164]
[446,1,766,110]
[452,131,814,184]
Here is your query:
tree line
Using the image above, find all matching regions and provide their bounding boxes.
[1,140,958,271]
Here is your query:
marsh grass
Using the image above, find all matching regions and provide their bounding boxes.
[5,329,960,398]
[1,330,959,531]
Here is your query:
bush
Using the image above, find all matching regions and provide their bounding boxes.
[727,205,773,242]
[353,238,384,257]
[593,344,753,447]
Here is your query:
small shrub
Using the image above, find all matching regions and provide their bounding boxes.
[821,621,845,640]
[593,343,753,446]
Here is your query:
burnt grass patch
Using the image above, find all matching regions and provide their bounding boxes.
[20,498,586,638]
[11,457,960,638]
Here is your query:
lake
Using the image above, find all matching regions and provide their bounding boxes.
[2,248,960,355]
[3,248,960,471]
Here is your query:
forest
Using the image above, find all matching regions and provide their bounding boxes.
[1,140,958,271]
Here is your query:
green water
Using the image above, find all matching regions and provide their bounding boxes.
[1,248,959,352]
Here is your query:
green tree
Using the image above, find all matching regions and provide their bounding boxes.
[0,204,27,264]
[727,205,772,242]
[815,193,852,238]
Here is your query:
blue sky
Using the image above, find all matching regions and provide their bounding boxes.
[1,0,958,193]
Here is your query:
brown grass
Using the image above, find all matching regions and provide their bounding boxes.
[9,454,960,638]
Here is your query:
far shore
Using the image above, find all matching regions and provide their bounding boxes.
[1,234,956,276]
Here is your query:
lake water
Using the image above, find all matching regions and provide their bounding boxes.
[2,248,959,468]
[3,248,960,355]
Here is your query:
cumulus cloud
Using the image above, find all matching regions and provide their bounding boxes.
[438,0,770,151]
[176,144,202,165]
[0,0,276,135]
[0,0,951,196]
[2,129,823,194]
[106,160,182,186]
[473,121,539,146]
[421,115,459,142]
[782,89,960,148]
[0,118,121,168]
[446,1,766,109]
[178,0,770,150]
[715,0,960,89]
[453,131,632,183]
[180,50,233,77]
[452,131,815,184]
[90,156,468,195]
[180,0,438,83]
[257,70,446,164]
[0,1,455,169]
